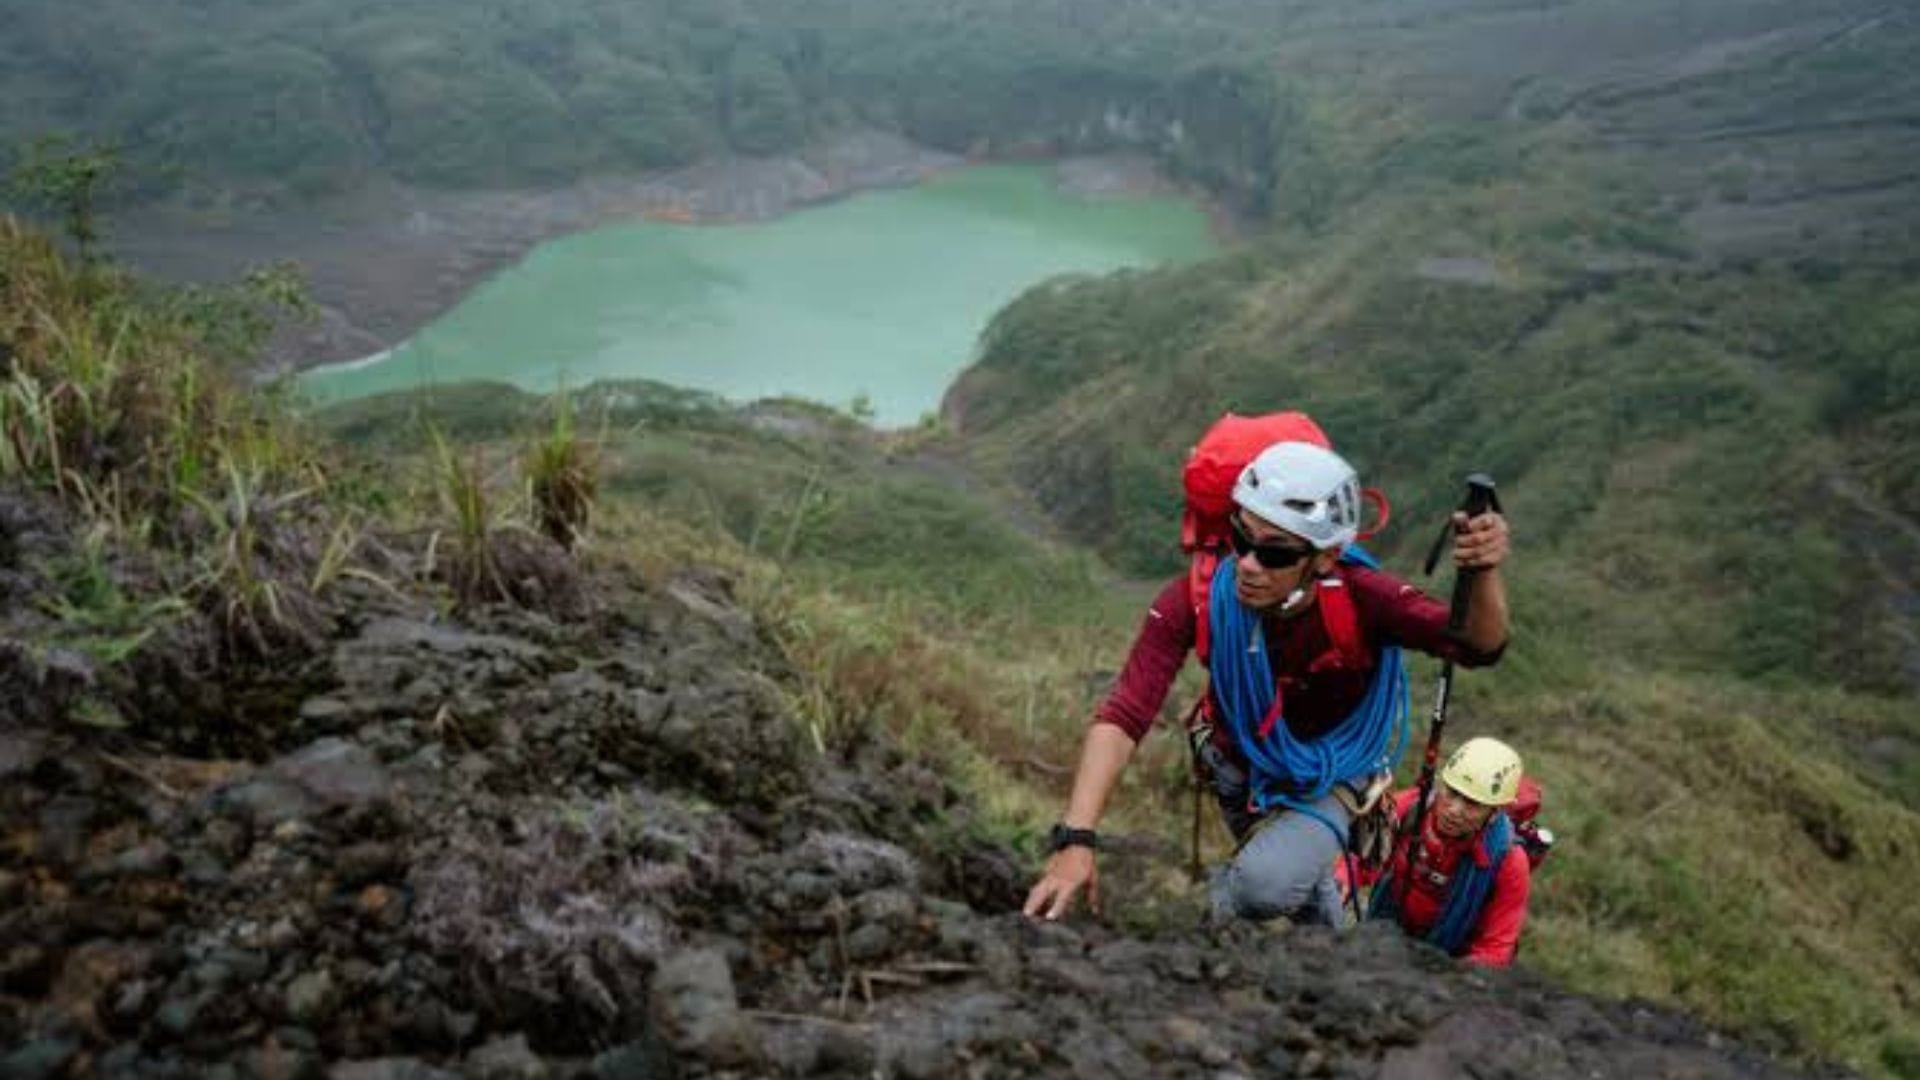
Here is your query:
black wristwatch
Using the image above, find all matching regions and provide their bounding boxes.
[1048,824,1099,853]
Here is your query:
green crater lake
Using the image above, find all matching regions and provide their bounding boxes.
[298,165,1216,425]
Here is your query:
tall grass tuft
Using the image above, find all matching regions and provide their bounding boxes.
[185,457,327,660]
[427,424,505,607]
[524,389,598,551]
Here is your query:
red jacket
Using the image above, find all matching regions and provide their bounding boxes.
[1372,789,1532,967]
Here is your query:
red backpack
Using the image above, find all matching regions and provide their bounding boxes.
[1507,775,1556,869]
[1181,412,1387,666]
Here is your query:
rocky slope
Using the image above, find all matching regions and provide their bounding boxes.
[0,483,1846,1079]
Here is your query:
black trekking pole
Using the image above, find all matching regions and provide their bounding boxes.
[1183,697,1208,883]
[1397,474,1501,876]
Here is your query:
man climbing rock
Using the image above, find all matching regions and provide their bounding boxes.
[1361,736,1536,966]
[1023,435,1509,925]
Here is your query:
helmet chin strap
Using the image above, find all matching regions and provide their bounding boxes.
[1280,557,1335,613]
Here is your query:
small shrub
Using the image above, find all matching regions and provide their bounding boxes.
[185,458,327,660]
[428,424,509,607]
[428,423,580,612]
[524,391,598,550]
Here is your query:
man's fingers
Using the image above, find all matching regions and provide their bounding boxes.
[1026,875,1083,920]
[1028,850,1098,920]
[1023,879,1059,919]
[1087,873,1101,916]
[1453,512,1509,568]
[1456,540,1507,563]
[1045,879,1081,921]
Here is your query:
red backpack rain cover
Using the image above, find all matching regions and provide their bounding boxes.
[1182,412,1333,664]
[1181,412,1332,556]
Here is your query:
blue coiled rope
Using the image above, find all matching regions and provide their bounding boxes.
[1206,547,1411,844]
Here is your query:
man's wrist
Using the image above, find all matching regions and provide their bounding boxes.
[1049,823,1099,853]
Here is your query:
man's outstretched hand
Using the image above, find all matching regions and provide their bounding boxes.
[1023,846,1099,920]
[1452,510,1510,570]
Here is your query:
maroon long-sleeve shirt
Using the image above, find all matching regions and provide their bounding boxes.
[1093,564,1502,757]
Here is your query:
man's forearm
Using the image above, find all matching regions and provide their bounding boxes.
[1063,722,1139,829]
[1463,569,1509,655]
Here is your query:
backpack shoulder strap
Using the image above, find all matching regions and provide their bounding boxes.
[1191,550,1222,665]
[1409,811,1515,955]
[1313,565,1373,670]
[1481,811,1516,868]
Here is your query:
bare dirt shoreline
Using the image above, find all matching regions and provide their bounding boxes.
[103,132,1237,379]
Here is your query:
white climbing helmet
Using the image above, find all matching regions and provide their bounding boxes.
[1230,441,1362,550]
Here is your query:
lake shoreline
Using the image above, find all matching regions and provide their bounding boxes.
[104,132,1240,381]
[295,164,1219,424]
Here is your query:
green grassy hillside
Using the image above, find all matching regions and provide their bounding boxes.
[948,1,1920,697]
[959,231,1920,690]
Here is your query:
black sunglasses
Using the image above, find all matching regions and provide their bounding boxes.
[1229,514,1316,570]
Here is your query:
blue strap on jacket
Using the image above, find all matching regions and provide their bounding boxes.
[1370,809,1514,955]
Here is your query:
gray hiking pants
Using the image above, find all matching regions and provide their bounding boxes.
[1208,792,1352,927]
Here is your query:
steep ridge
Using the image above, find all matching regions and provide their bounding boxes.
[0,481,1840,1079]
[313,377,1920,1074]
[2,211,1907,1073]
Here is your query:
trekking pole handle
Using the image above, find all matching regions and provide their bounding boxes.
[1423,473,1500,579]
[1446,474,1499,632]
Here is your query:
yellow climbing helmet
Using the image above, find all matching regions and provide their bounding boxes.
[1441,736,1523,806]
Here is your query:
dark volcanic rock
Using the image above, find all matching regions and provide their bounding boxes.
[0,1038,79,1080]
[463,1033,549,1080]
[272,738,393,809]
[649,948,755,1066]
[329,1058,461,1080]
[285,969,340,1027]
[0,729,48,777]
[0,539,1838,1079]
